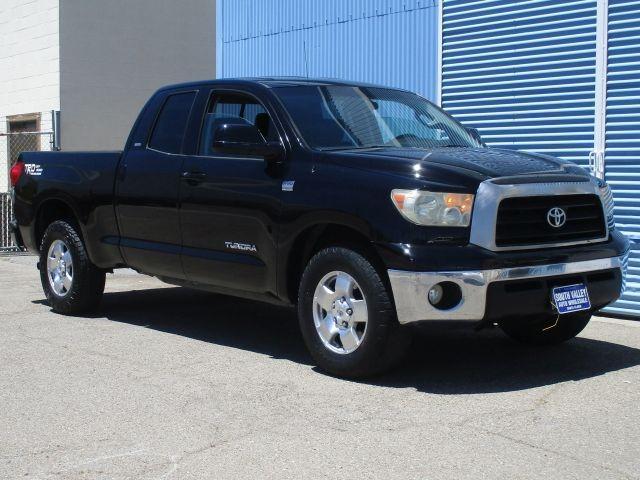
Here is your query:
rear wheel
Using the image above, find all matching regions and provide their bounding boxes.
[499,312,592,345]
[297,246,410,378]
[39,220,105,314]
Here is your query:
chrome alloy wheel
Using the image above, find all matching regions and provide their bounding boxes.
[47,239,73,297]
[312,271,368,354]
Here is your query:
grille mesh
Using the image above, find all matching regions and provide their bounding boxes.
[495,194,606,247]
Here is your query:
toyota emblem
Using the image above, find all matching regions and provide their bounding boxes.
[547,207,567,228]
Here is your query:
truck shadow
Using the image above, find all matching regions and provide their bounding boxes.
[62,286,640,395]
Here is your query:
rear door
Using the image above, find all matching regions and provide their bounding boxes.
[116,89,197,278]
[179,88,285,294]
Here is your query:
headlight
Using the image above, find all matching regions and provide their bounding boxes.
[391,189,474,227]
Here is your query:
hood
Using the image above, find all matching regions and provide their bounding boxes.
[325,146,588,183]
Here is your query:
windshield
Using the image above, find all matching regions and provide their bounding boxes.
[273,85,483,150]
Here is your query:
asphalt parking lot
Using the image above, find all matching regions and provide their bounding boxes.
[1,254,639,480]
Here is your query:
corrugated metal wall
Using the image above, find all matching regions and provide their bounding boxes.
[441,0,599,169]
[216,0,440,99]
[603,0,640,316]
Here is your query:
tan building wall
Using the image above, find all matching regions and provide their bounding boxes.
[59,0,216,151]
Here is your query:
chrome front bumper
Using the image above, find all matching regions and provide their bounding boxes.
[388,255,627,325]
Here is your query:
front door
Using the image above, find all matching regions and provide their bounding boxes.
[179,90,285,294]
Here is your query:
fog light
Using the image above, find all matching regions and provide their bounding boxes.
[427,281,463,310]
[428,284,444,306]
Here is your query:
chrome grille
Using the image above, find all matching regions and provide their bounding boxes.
[600,185,616,230]
[470,179,609,252]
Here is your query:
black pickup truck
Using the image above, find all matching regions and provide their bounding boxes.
[11,78,629,377]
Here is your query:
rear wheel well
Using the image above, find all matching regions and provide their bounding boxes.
[35,199,81,251]
[286,224,387,304]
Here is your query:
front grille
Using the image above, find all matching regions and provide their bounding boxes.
[495,194,606,247]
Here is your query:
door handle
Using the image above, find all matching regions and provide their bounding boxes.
[181,171,207,183]
[118,162,127,181]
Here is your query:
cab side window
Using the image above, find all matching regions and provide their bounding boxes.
[199,92,278,156]
[148,91,197,154]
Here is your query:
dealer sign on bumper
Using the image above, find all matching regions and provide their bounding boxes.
[552,284,591,314]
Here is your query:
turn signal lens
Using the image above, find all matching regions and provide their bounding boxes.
[10,161,24,187]
[390,189,474,227]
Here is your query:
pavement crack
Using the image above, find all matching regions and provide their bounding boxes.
[466,424,635,480]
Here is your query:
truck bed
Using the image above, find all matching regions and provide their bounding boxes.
[14,150,124,267]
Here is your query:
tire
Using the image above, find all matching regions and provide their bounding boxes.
[39,220,105,314]
[297,246,410,378]
[499,312,592,346]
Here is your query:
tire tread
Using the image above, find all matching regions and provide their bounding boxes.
[297,247,410,378]
[39,220,105,314]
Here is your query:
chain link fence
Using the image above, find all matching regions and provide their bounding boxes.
[1,114,55,252]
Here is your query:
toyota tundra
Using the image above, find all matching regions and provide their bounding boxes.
[10,78,629,377]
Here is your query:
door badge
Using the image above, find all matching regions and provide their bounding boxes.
[282,180,295,192]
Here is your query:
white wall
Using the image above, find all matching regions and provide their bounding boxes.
[59,0,216,151]
[0,0,60,192]
[0,0,60,117]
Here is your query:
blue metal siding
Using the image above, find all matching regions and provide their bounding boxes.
[441,0,598,169]
[217,0,440,100]
[603,0,640,316]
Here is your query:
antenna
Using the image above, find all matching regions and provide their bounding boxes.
[303,40,309,78]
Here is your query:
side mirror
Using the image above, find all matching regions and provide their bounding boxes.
[465,126,484,146]
[212,123,284,162]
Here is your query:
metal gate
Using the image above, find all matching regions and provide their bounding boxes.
[1,192,19,253]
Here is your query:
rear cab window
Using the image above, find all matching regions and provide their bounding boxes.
[148,91,197,154]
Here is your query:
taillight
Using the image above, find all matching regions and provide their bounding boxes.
[10,161,24,187]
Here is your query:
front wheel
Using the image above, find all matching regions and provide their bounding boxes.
[297,247,410,378]
[499,312,592,345]
[39,220,106,314]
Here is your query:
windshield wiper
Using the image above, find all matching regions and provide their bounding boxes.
[318,145,390,151]
[317,146,361,151]
[319,144,469,151]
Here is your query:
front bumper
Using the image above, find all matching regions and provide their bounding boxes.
[388,254,627,324]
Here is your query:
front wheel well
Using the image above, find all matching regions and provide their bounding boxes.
[286,223,388,304]
[35,199,81,251]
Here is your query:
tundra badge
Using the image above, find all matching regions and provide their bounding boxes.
[225,241,257,253]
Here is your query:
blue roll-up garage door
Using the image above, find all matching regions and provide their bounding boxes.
[441,0,599,169]
[442,0,640,317]
[603,0,640,316]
